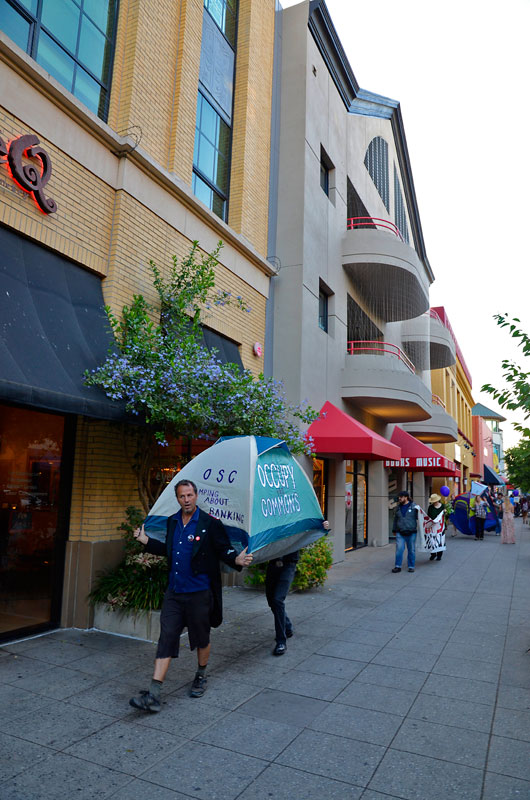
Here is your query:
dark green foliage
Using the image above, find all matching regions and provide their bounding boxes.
[244,536,333,592]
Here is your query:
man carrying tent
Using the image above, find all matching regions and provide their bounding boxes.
[129,479,252,710]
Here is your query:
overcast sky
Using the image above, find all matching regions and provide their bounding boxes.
[281,0,530,451]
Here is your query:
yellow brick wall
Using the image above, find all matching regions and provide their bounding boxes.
[69,418,138,542]
[104,190,267,374]
[229,0,275,257]
[108,0,202,182]
[0,108,113,275]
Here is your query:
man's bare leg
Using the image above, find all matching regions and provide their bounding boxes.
[153,657,171,682]
[197,644,210,668]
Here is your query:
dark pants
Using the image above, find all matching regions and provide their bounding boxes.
[475,517,485,539]
[265,560,296,644]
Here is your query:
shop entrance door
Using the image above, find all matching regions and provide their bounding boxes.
[345,460,368,550]
[0,405,72,641]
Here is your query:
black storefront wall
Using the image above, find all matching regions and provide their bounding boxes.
[0,225,126,419]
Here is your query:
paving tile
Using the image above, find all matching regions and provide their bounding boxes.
[0,653,54,682]
[441,641,504,664]
[496,684,530,712]
[408,692,494,733]
[432,655,501,683]
[169,676,260,710]
[4,639,92,666]
[354,618,406,634]
[315,640,380,662]
[276,729,384,787]
[132,694,229,738]
[493,706,530,742]
[211,658,288,687]
[371,647,438,673]
[236,763,363,800]
[384,635,446,656]
[237,688,328,727]
[0,683,53,722]
[0,699,114,748]
[143,741,266,800]
[422,673,498,705]
[310,701,402,746]
[294,653,366,680]
[66,677,154,717]
[269,668,349,701]
[339,627,395,648]
[368,748,483,800]
[0,751,131,799]
[195,711,300,760]
[487,736,530,781]
[110,780,196,800]
[64,719,185,775]
[355,663,427,693]
[392,717,489,768]
[0,730,54,781]
[482,771,530,800]
[10,664,100,700]
[335,681,417,716]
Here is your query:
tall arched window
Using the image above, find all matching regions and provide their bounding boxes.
[394,165,410,244]
[364,137,389,212]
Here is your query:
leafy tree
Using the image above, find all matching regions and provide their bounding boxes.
[86,241,318,512]
[482,313,530,438]
[504,439,530,492]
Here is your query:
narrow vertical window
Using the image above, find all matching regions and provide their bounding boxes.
[394,164,410,244]
[320,145,334,198]
[364,137,389,211]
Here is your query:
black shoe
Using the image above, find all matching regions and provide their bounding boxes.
[408,568,415,572]
[273,643,286,656]
[190,673,207,698]
[391,567,401,573]
[286,629,294,639]
[429,554,436,561]
[129,690,161,713]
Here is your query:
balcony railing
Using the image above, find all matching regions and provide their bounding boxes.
[346,216,404,242]
[347,340,416,374]
[432,394,446,409]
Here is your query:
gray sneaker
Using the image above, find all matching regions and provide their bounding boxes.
[129,690,161,712]
[190,673,207,698]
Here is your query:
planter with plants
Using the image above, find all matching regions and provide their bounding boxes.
[244,535,333,591]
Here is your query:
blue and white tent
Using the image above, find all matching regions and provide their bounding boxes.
[144,435,327,562]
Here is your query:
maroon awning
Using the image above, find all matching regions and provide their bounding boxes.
[385,426,459,474]
[307,401,401,461]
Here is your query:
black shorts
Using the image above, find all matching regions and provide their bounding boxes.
[156,588,212,658]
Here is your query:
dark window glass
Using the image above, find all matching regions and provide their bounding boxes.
[318,290,328,332]
[0,0,118,122]
[0,0,31,50]
[204,0,237,46]
[320,161,329,195]
[193,93,230,220]
[393,164,410,244]
[364,136,389,211]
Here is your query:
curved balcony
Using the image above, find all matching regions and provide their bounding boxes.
[342,218,430,323]
[342,341,432,423]
[403,394,458,443]
[429,309,456,369]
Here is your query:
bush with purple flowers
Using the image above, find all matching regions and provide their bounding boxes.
[86,241,318,512]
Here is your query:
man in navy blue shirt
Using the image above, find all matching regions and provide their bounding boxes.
[130,480,252,710]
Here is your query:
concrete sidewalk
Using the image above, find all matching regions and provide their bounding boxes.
[1,521,529,800]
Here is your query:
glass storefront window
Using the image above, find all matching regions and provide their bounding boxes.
[345,460,368,550]
[0,405,69,639]
[312,458,327,518]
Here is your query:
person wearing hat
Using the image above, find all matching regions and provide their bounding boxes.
[427,493,445,561]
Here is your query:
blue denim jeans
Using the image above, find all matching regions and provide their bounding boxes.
[395,532,416,569]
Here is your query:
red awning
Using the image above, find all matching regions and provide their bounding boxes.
[385,426,459,474]
[307,401,401,461]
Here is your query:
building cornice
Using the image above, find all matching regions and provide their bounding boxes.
[0,33,276,280]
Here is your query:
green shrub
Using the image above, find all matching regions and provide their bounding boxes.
[244,535,333,591]
[89,507,167,613]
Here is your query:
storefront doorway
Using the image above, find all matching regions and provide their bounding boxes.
[0,404,74,641]
[345,460,368,550]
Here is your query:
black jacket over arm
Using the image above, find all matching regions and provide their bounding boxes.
[145,509,241,628]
